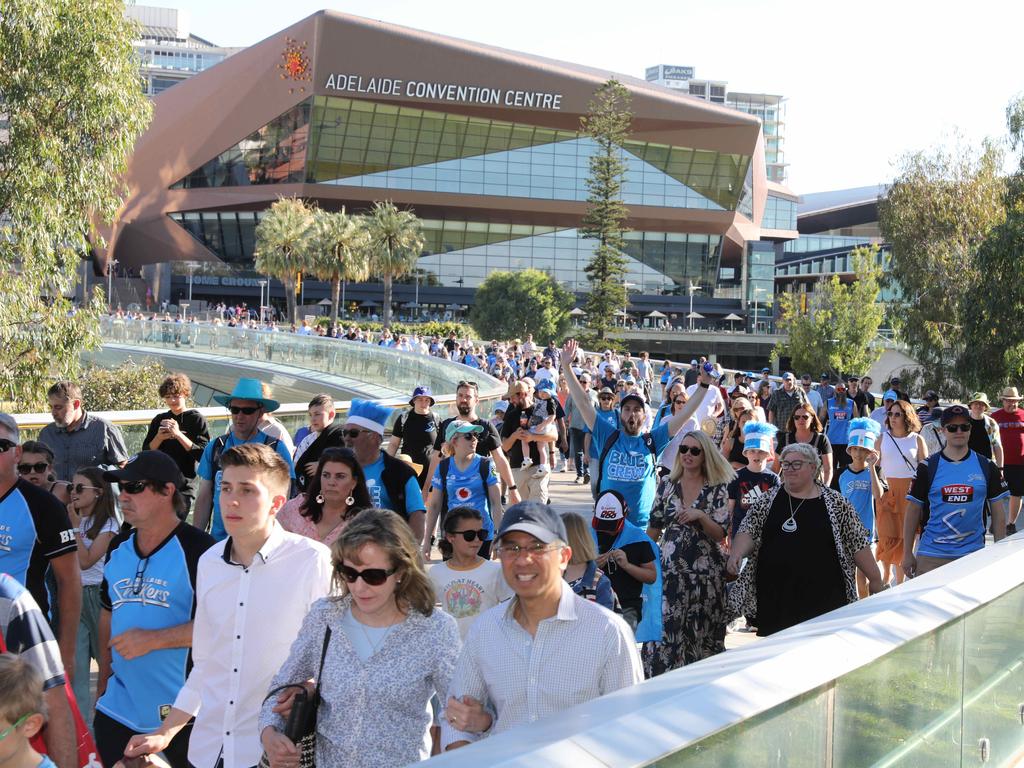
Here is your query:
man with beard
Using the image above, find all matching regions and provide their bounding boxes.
[561,340,709,528]
[425,381,520,506]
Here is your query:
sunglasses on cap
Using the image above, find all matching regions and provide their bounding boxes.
[448,529,487,542]
[17,462,49,474]
[228,406,260,415]
[336,564,396,586]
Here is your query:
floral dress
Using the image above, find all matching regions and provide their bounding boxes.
[643,479,731,676]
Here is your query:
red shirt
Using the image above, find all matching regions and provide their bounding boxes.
[992,407,1024,465]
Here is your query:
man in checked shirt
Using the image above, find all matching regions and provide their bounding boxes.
[442,502,642,749]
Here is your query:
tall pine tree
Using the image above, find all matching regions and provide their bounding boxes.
[580,80,632,340]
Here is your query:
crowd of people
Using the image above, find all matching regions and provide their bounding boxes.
[0,333,1018,768]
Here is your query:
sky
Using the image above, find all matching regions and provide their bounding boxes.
[165,0,1023,194]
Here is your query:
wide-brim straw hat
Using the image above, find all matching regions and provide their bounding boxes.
[999,387,1022,401]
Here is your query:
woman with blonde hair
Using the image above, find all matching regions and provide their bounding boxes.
[876,399,928,586]
[561,513,615,610]
[774,403,834,485]
[643,430,736,675]
[260,508,460,768]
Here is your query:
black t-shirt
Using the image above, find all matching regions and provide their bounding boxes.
[393,410,439,465]
[968,417,992,458]
[142,409,210,480]
[599,374,618,391]
[755,492,846,636]
[434,417,501,457]
[683,368,699,387]
[500,405,541,468]
[595,531,654,611]
[727,468,781,538]
[777,431,833,456]
[854,391,876,414]
[443,338,458,354]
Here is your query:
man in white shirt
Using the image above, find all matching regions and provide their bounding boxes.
[685,378,725,427]
[532,357,557,386]
[123,444,332,768]
[442,502,642,749]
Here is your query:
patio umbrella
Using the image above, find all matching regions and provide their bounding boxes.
[686,311,705,319]
[569,307,587,316]
[646,310,668,318]
[723,312,743,332]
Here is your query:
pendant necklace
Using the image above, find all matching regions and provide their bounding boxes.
[782,491,808,533]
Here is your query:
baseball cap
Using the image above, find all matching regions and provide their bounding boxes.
[883,389,899,402]
[891,377,901,385]
[781,372,794,381]
[535,378,556,393]
[820,372,830,379]
[762,367,770,373]
[103,451,185,489]
[924,390,939,402]
[445,420,484,442]
[493,400,509,413]
[592,490,627,534]
[496,501,568,544]
[620,392,646,408]
[621,374,636,383]
[939,404,970,426]
[690,359,698,365]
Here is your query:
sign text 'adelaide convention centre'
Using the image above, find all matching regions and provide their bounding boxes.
[324,72,564,110]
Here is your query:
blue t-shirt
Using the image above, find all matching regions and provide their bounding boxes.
[431,455,499,539]
[590,418,671,527]
[197,431,295,541]
[909,451,1009,559]
[363,454,426,516]
[825,399,855,446]
[840,467,875,544]
[98,523,215,732]
[0,479,76,617]
[584,408,621,459]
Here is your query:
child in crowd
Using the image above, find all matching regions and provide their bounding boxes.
[67,466,121,713]
[727,421,781,541]
[520,378,557,477]
[0,653,57,768]
[429,507,512,639]
[841,418,885,597]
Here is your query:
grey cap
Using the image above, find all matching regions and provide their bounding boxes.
[496,501,568,544]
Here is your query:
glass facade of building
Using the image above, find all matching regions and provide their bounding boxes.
[762,193,798,230]
[746,241,776,330]
[169,210,722,294]
[173,96,751,212]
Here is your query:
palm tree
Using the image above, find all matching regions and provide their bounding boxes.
[307,208,370,326]
[364,201,425,329]
[254,197,314,325]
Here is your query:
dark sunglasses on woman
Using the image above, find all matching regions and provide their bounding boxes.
[678,445,703,456]
[336,564,396,586]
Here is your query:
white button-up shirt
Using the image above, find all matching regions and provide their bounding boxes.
[173,522,332,768]
[442,580,643,747]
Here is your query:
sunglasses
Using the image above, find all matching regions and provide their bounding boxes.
[944,423,971,433]
[228,406,260,415]
[72,483,101,495]
[449,529,487,542]
[459,433,479,441]
[887,410,903,417]
[0,714,30,741]
[120,480,150,495]
[457,380,479,391]
[673,398,687,405]
[17,462,49,474]
[678,445,703,456]
[793,414,811,421]
[0,439,16,453]
[336,564,396,586]
[343,428,369,439]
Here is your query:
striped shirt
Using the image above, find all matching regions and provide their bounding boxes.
[442,580,643,747]
[0,573,65,689]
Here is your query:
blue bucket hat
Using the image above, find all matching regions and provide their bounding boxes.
[213,378,280,412]
[409,385,435,406]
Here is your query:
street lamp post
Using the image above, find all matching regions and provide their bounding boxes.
[187,262,195,304]
[415,269,420,319]
[107,259,118,311]
[688,282,700,332]
[258,280,267,322]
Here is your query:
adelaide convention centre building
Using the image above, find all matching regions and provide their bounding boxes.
[103,10,801,326]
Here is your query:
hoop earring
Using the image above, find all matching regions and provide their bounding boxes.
[315,494,325,504]
[346,495,355,506]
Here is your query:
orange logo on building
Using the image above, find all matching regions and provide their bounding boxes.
[278,38,311,94]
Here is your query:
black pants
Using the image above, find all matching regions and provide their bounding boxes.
[94,710,193,768]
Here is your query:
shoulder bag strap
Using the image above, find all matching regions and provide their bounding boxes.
[313,626,332,698]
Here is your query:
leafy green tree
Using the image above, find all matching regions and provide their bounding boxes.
[254,197,314,325]
[0,0,151,409]
[580,79,632,341]
[774,247,886,379]
[364,201,425,330]
[960,95,1024,394]
[469,269,573,342]
[79,357,168,411]
[307,208,370,326]
[878,139,1006,392]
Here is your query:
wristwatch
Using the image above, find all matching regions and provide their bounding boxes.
[508,484,518,490]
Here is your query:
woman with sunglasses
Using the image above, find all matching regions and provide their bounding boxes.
[66,466,120,713]
[727,442,886,637]
[720,403,760,470]
[260,508,459,768]
[423,421,503,560]
[277,448,371,547]
[644,430,736,675]
[876,400,928,586]
[17,440,70,505]
[773,404,834,486]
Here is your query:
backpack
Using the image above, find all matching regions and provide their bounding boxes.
[916,453,943,528]
[210,432,281,477]
[437,455,493,530]
[596,430,658,492]
[379,451,418,517]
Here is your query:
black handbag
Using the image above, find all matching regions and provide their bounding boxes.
[259,627,332,768]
